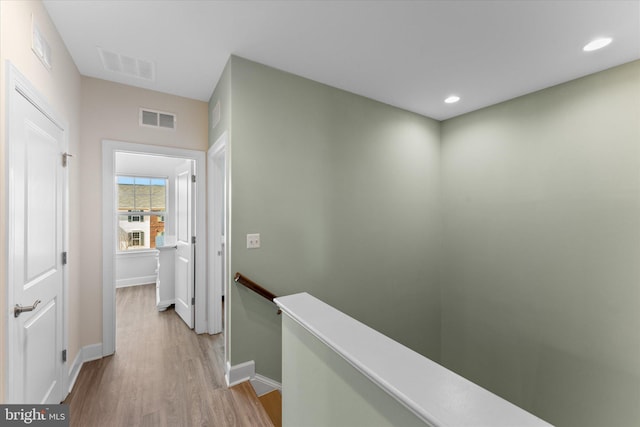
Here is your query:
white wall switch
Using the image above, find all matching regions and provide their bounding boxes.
[247,233,260,249]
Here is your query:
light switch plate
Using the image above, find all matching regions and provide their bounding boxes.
[247,233,260,249]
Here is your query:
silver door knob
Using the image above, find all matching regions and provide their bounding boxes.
[14,299,41,318]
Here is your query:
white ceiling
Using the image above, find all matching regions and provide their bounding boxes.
[44,0,640,121]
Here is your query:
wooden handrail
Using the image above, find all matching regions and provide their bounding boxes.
[234,272,281,314]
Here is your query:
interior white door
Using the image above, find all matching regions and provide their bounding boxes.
[174,161,195,328]
[8,83,65,403]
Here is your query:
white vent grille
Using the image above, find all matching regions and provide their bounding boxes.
[32,17,52,70]
[98,47,155,81]
[139,108,176,130]
[211,101,221,129]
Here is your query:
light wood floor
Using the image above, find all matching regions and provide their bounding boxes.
[259,390,282,427]
[64,284,273,427]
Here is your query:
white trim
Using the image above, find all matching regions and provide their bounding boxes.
[224,132,233,382]
[207,132,228,335]
[226,360,255,387]
[115,249,158,257]
[250,374,282,397]
[156,299,174,311]
[102,140,207,356]
[116,276,157,288]
[67,349,83,394]
[82,343,103,362]
[66,343,103,394]
[225,359,281,396]
[5,62,69,403]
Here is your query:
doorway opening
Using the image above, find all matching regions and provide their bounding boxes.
[114,152,195,330]
[102,140,208,356]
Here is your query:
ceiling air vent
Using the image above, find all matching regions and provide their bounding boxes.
[140,108,176,130]
[98,47,155,81]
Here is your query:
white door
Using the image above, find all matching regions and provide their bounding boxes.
[174,161,195,328]
[8,77,65,403]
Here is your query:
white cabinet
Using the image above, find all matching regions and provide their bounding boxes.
[156,246,176,311]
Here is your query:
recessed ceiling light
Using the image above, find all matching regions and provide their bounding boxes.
[583,37,612,52]
[444,95,460,104]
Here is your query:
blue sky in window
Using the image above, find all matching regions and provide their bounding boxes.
[117,176,166,186]
[117,176,134,185]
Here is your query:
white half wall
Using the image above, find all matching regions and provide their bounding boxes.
[115,250,158,288]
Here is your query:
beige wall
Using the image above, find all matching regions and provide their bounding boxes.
[78,77,208,346]
[0,2,208,400]
[0,0,82,401]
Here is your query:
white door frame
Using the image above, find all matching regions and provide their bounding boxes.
[101,140,207,356]
[207,132,228,335]
[5,62,69,401]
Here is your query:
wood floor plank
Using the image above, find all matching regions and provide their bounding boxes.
[64,284,273,427]
[259,390,282,427]
[229,382,275,427]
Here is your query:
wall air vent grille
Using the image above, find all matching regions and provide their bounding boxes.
[139,108,176,130]
[211,101,221,129]
[98,47,155,81]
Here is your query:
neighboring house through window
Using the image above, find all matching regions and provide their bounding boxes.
[117,176,167,251]
[128,230,144,247]
[128,213,144,222]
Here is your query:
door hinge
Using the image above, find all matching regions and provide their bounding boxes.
[62,349,67,363]
[192,174,196,183]
[192,236,196,244]
[191,297,195,305]
[62,252,68,265]
[62,153,73,167]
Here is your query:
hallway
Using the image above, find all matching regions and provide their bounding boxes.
[64,284,273,426]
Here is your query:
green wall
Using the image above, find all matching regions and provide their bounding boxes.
[208,56,640,426]
[225,56,442,381]
[282,315,425,427]
[440,61,640,427]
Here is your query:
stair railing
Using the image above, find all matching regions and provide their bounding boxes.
[234,272,281,314]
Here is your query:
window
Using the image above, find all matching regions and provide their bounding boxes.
[128,212,144,222]
[128,231,144,247]
[117,176,167,251]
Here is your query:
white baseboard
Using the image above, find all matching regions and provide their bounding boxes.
[67,350,83,394]
[226,360,255,387]
[156,299,174,311]
[116,276,157,288]
[250,374,282,396]
[225,360,281,396]
[66,343,103,394]
[83,343,103,362]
